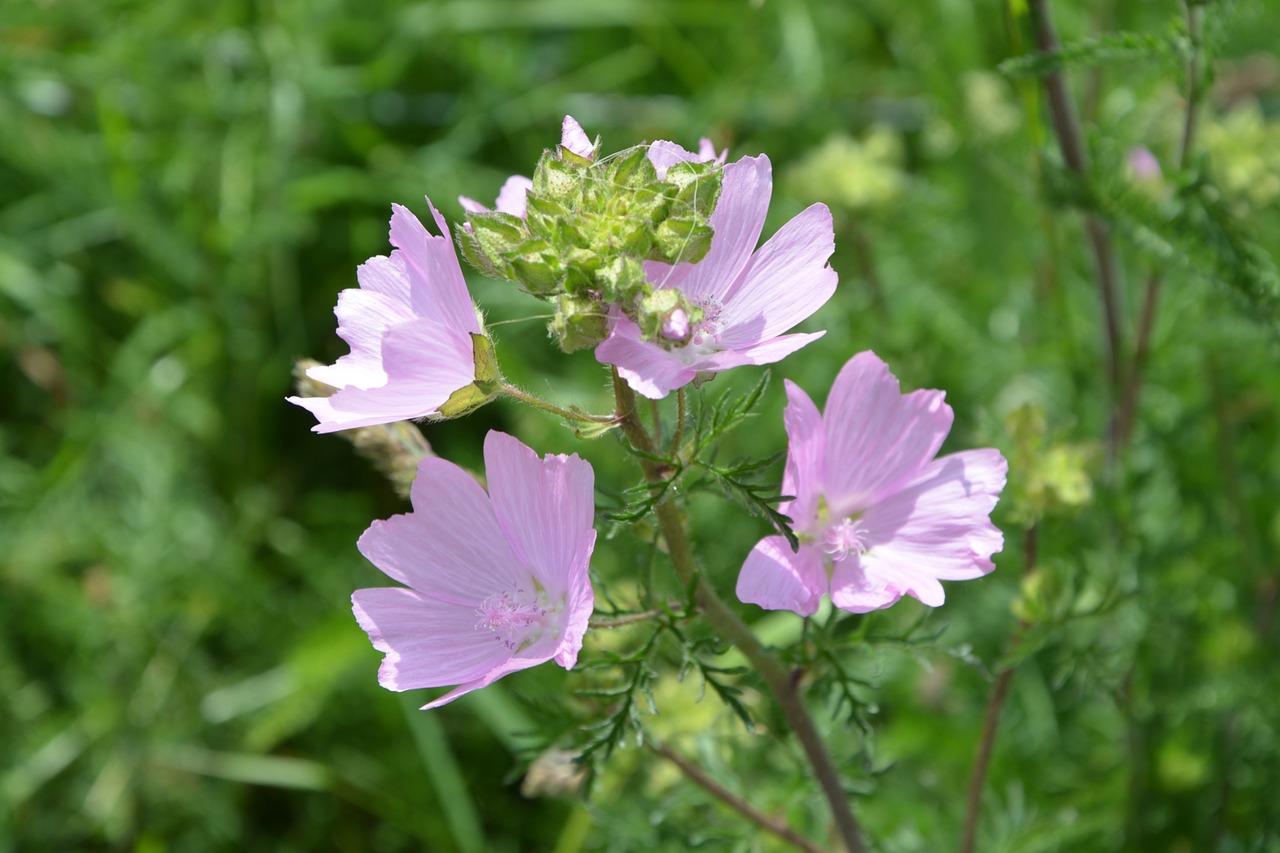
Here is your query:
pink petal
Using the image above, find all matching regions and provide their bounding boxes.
[388,202,480,335]
[304,283,414,390]
[594,311,698,400]
[553,560,596,669]
[736,537,827,616]
[717,203,837,348]
[494,175,533,217]
[780,380,825,535]
[298,318,476,433]
[700,331,826,373]
[828,554,917,613]
[351,587,516,691]
[458,195,487,214]
[356,456,523,597]
[647,139,718,180]
[561,115,594,159]
[419,640,562,709]
[859,448,1007,583]
[646,155,773,306]
[483,431,596,600]
[820,352,954,517]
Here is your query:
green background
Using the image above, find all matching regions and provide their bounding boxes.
[3,1,1278,850]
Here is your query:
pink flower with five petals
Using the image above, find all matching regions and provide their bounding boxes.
[595,154,838,399]
[736,351,1007,615]
[352,431,596,709]
[287,200,489,433]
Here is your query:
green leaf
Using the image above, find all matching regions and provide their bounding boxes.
[999,31,1190,78]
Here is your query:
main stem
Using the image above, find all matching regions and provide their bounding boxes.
[1028,0,1125,447]
[611,369,866,853]
[1114,0,1204,449]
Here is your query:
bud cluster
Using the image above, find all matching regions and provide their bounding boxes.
[457,136,723,351]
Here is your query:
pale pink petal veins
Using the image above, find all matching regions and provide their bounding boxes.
[351,587,514,691]
[561,115,595,159]
[828,553,922,613]
[304,283,413,390]
[780,380,825,535]
[356,456,522,597]
[700,331,826,372]
[300,319,476,433]
[821,351,954,517]
[646,155,773,305]
[736,537,827,616]
[553,544,597,669]
[483,431,596,600]
[717,203,838,347]
[594,311,699,400]
[858,449,1008,584]
[388,202,480,335]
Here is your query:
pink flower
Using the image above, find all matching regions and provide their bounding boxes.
[595,155,838,399]
[352,431,597,709]
[288,200,491,433]
[736,352,1007,616]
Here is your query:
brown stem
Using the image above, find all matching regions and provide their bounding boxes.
[611,369,866,853]
[652,742,828,853]
[959,525,1038,853]
[1028,0,1125,432]
[1115,2,1204,449]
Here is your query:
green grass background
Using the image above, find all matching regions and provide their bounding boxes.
[3,1,1278,850]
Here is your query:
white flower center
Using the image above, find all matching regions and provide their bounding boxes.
[476,585,552,650]
[667,296,725,364]
[822,518,868,562]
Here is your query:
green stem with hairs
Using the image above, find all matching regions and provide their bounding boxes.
[499,383,619,426]
[611,368,866,853]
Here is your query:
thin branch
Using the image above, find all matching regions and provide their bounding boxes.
[1028,0,1125,430]
[959,525,1038,853]
[651,741,828,853]
[611,369,866,853]
[1115,1,1204,448]
[589,607,669,629]
[499,382,618,424]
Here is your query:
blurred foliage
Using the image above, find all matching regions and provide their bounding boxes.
[2,0,1278,851]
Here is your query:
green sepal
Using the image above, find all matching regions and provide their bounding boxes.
[550,293,607,352]
[436,334,500,419]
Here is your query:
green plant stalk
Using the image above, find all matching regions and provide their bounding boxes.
[1115,0,1204,448]
[651,741,828,853]
[1029,0,1125,442]
[499,382,618,425]
[611,368,866,853]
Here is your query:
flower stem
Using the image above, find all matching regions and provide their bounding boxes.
[651,741,829,853]
[1115,0,1204,450]
[611,369,866,853]
[499,383,618,425]
[959,524,1038,853]
[1028,0,1125,444]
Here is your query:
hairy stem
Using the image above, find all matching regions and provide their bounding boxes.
[499,382,618,425]
[652,741,829,853]
[1115,1,1204,448]
[611,369,866,853]
[1028,0,1125,433]
[959,525,1038,853]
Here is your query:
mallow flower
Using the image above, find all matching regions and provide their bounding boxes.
[288,200,496,432]
[595,154,838,399]
[736,351,1007,616]
[352,430,596,709]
